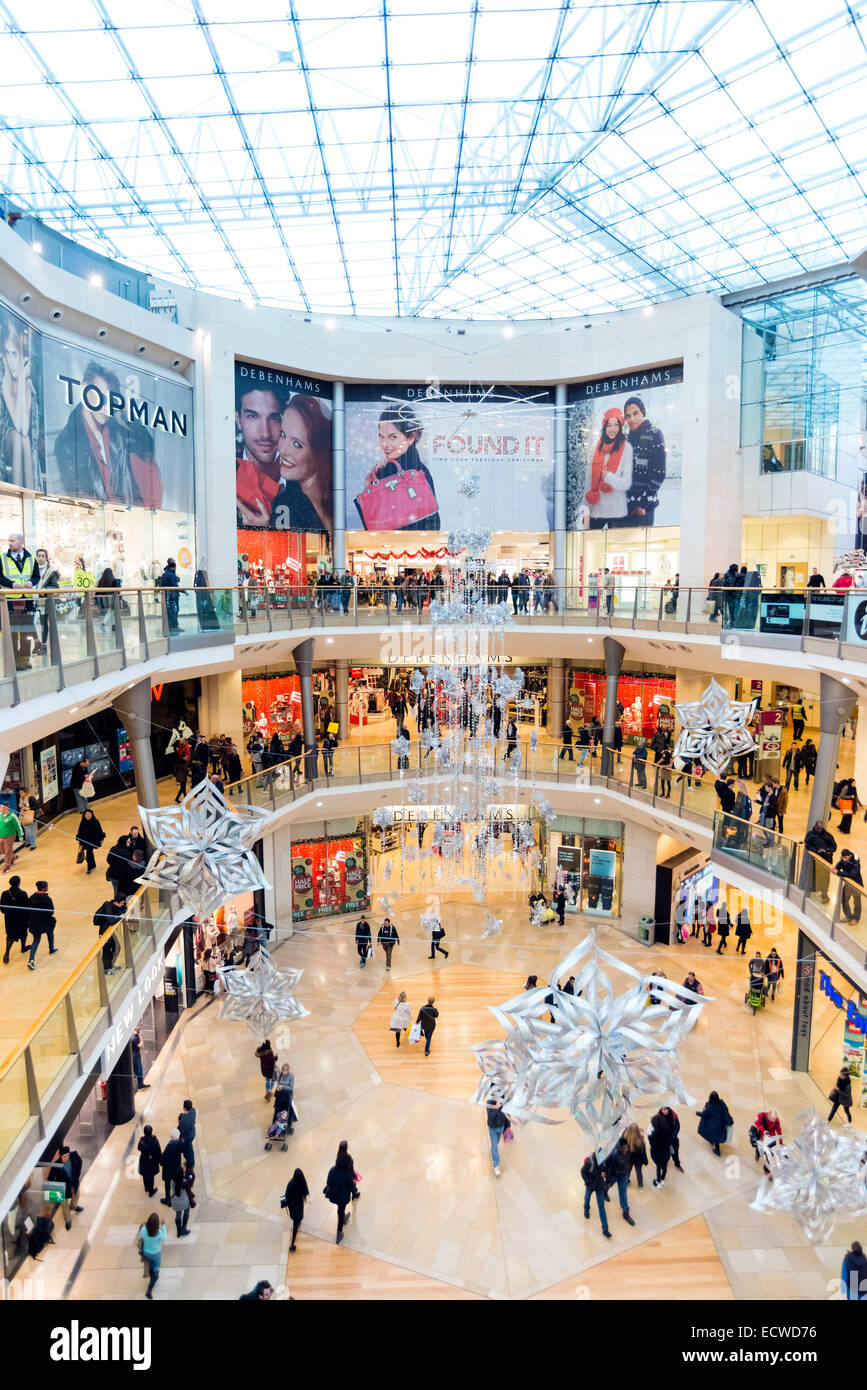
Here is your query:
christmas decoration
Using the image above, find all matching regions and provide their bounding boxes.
[751,1107,867,1243]
[673,677,757,776]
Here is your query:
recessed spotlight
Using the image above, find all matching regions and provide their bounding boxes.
[135,344,147,355]
[95,326,108,340]
[18,291,32,306]
[316,800,322,807]
[326,637,333,643]
[594,798,600,804]
[89,272,103,288]
[49,307,63,321]
[170,357,181,369]
[842,677,850,685]
[502,324,514,338]
[70,705,79,713]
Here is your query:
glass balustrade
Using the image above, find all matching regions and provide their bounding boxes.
[712,810,798,882]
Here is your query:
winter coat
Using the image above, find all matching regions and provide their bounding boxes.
[735,912,752,941]
[390,999,411,1031]
[0,884,30,939]
[324,1165,356,1207]
[256,1044,277,1079]
[28,891,55,935]
[831,1073,853,1108]
[378,922,400,946]
[805,827,836,862]
[486,1101,509,1132]
[137,1134,162,1181]
[160,1137,184,1180]
[283,1173,309,1222]
[842,1250,867,1299]
[697,1097,733,1145]
[604,1142,630,1182]
[626,1138,648,1169]
[648,1116,674,1163]
[580,1155,606,1193]
[417,1003,439,1035]
[76,813,105,848]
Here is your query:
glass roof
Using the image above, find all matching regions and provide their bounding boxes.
[1,0,866,318]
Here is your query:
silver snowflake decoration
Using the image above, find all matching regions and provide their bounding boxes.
[447,526,492,556]
[138,778,270,925]
[378,895,394,916]
[420,910,441,935]
[751,1107,867,1243]
[382,858,393,881]
[217,946,308,1039]
[409,669,425,693]
[406,782,426,803]
[471,933,709,1155]
[535,797,555,824]
[457,471,481,498]
[673,677,757,776]
[482,912,503,939]
[373,805,394,848]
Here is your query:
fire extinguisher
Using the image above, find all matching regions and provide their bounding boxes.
[99,1080,107,1101]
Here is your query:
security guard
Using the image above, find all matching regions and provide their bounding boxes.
[623,396,667,525]
[0,532,36,669]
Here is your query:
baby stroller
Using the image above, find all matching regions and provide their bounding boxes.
[265,1111,290,1152]
[745,969,766,1015]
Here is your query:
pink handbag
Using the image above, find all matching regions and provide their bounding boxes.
[353,460,438,530]
[503,1127,514,1143]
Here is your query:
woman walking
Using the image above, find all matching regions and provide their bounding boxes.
[828,1067,854,1124]
[325,1140,359,1245]
[486,1096,511,1176]
[841,1241,867,1299]
[715,903,730,954]
[75,808,105,874]
[623,1122,648,1190]
[137,1212,167,1299]
[137,1126,161,1197]
[648,1108,674,1188]
[283,1168,309,1252]
[171,1165,194,1238]
[256,1039,278,1100]
[696,1090,733,1156]
[389,991,411,1047]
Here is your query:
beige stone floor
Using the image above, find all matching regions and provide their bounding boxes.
[16,888,863,1301]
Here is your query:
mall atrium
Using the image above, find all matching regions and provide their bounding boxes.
[0,0,867,1318]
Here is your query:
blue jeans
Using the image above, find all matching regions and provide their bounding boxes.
[145,1254,160,1295]
[23,823,36,849]
[489,1126,503,1167]
[583,1187,609,1234]
[265,1073,277,1094]
[133,1050,144,1088]
[29,928,53,962]
[577,747,588,766]
[614,1174,629,1212]
[423,1031,433,1055]
[73,790,89,813]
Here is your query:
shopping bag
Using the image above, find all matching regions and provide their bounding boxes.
[408,1022,422,1045]
[503,1127,514,1143]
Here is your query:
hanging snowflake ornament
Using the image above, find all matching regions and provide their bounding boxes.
[471,933,710,1156]
[378,895,394,916]
[482,912,503,939]
[406,781,426,804]
[673,677,757,776]
[457,471,481,498]
[530,898,547,927]
[420,909,441,935]
[372,805,394,848]
[138,779,270,925]
[217,947,308,1039]
[409,669,425,693]
[751,1107,867,1243]
[535,797,555,824]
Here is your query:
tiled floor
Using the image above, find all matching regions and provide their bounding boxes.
[17,888,863,1301]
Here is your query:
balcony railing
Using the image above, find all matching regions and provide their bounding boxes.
[1,582,864,709]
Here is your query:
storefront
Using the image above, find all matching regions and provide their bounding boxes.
[346,530,552,590]
[547,815,624,917]
[672,861,720,941]
[242,666,335,740]
[567,667,676,743]
[290,818,368,921]
[564,527,680,610]
[793,936,867,1115]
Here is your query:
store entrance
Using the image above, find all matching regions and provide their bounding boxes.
[347,530,552,597]
[370,806,543,902]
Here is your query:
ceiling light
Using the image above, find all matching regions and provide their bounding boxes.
[502,324,514,338]
[69,706,79,714]
[594,798,601,804]
[316,800,322,807]
[326,637,333,643]
[32,240,42,254]
[90,272,103,288]
[324,318,336,331]
[642,305,654,317]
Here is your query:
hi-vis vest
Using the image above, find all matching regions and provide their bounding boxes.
[1,550,35,593]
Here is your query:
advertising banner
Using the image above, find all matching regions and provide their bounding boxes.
[0,300,44,492]
[566,364,682,530]
[846,591,867,646]
[345,383,554,532]
[556,844,580,912]
[234,360,333,534]
[39,745,58,802]
[42,336,194,512]
[757,709,784,772]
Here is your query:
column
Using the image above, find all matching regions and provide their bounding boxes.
[853,697,867,793]
[197,671,244,755]
[790,930,817,1071]
[332,382,346,574]
[182,920,198,1008]
[335,658,349,739]
[547,659,564,741]
[601,636,624,776]
[798,672,857,889]
[553,382,567,608]
[106,1040,135,1127]
[292,638,317,776]
[112,679,158,809]
[621,821,659,940]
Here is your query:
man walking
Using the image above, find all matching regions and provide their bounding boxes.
[559,722,574,761]
[160,1129,184,1207]
[377,917,399,970]
[581,1152,612,1239]
[604,1136,636,1226]
[178,1098,196,1168]
[132,1025,150,1090]
[94,891,127,974]
[0,800,22,873]
[48,1144,84,1230]
[1,874,29,963]
[416,996,439,1056]
[27,880,56,969]
[68,756,91,814]
[602,568,615,615]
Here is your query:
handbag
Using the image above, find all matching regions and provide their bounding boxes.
[408,1022,422,1045]
[353,460,438,531]
[503,1127,514,1143]
[725,1123,734,1143]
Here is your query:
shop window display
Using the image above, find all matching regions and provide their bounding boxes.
[567,669,676,743]
[241,667,334,740]
[291,829,368,921]
[549,817,624,918]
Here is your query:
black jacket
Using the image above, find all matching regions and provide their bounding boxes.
[48,1149,83,1192]
[283,1173,309,1221]
[836,856,864,886]
[417,1003,439,1034]
[715,780,736,813]
[161,1137,184,1179]
[355,920,372,945]
[69,763,87,792]
[377,922,399,945]
[805,827,836,862]
[697,1097,733,1145]
[604,1142,630,1182]
[178,1108,196,1144]
[28,891,55,934]
[625,417,666,517]
[580,1154,606,1192]
[0,884,30,937]
[137,1134,162,1179]
[94,899,125,933]
[324,1165,356,1206]
[54,405,145,505]
[76,814,105,848]
[832,1073,853,1107]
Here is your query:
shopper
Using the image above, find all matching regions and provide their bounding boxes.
[67,757,92,814]
[377,916,400,970]
[715,902,730,954]
[160,1129,184,1206]
[774,781,788,834]
[734,907,752,955]
[0,800,22,872]
[682,969,704,1001]
[504,716,518,760]
[131,1025,150,1090]
[321,727,339,776]
[156,558,181,632]
[272,1063,295,1130]
[355,914,372,968]
[828,1067,854,1124]
[749,1109,782,1168]
[239,1281,274,1300]
[93,891,127,974]
[632,739,648,788]
[623,1122,648,1190]
[790,701,807,741]
[171,1165,194,1238]
[1,874,29,962]
[27,880,56,968]
[555,887,566,925]
[428,916,448,959]
[706,571,723,622]
[559,722,574,761]
[802,739,817,785]
[837,778,860,834]
[841,1241,867,1300]
[178,1099,196,1168]
[696,1091,733,1156]
[657,746,673,798]
[256,1039,278,1099]
[805,821,837,902]
[604,1136,636,1226]
[18,790,38,851]
[389,990,411,1047]
[836,849,864,924]
[581,1153,611,1237]
[760,947,784,1002]
[486,1095,511,1176]
[782,742,803,790]
[701,900,715,948]
[283,1168,309,1252]
[324,1141,359,1245]
[416,995,439,1056]
[137,1126,162,1197]
[75,808,105,874]
[137,1213,167,1299]
[48,1144,83,1229]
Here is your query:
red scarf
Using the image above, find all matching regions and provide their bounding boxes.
[586,435,626,505]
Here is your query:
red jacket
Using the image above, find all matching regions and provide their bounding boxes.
[755,1112,782,1140]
